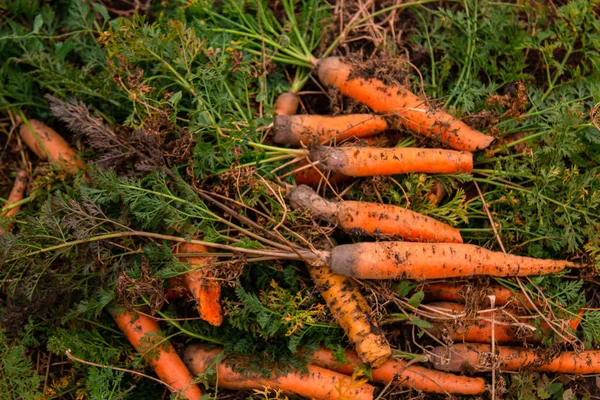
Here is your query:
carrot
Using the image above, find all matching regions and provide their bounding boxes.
[289,185,462,243]
[108,305,202,400]
[307,262,391,367]
[176,243,223,327]
[273,91,300,116]
[305,346,486,395]
[327,242,578,280]
[19,119,85,172]
[317,57,495,151]
[183,343,375,400]
[426,179,447,205]
[422,282,538,310]
[310,146,473,177]
[431,343,600,374]
[0,170,28,235]
[273,114,388,146]
[294,160,350,187]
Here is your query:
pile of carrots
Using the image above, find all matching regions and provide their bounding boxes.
[1,57,589,400]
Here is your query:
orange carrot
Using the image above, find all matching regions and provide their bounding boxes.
[432,343,600,374]
[273,114,388,146]
[307,262,391,367]
[327,242,578,280]
[293,160,350,187]
[426,179,447,205]
[422,282,538,310]
[289,185,462,243]
[305,346,486,395]
[183,343,375,400]
[108,305,202,400]
[176,243,223,327]
[273,91,299,116]
[317,57,495,151]
[310,146,473,177]
[0,170,28,235]
[19,119,85,172]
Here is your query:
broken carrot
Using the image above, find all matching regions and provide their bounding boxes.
[0,170,28,235]
[317,57,495,151]
[273,91,299,116]
[289,185,462,243]
[183,343,375,400]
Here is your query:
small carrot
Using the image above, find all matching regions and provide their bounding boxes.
[176,243,223,327]
[310,146,473,177]
[293,160,350,187]
[0,170,28,235]
[426,179,447,205]
[273,91,300,116]
[307,262,391,367]
[108,305,202,400]
[317,57,495,152]
[305,346,486,395]
[422,282,538,310]
[183,343,375,400]
[289,185,463,243]
[273,114,388,146]
[432,343,600,374]
[19,119,85,172]
[327,242,578,280]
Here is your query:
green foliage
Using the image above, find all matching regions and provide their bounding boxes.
[0,332,44,399]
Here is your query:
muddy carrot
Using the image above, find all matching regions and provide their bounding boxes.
[432,343,600,374]
[289,185,462,243]
[308,262,391,367]
[183,344,375,400]
[0,170,28,235]
[274,91,300,116]
[422,282,538,309]
[317,57,495,151]
[108,305,202,400]
[19,119,85,172]
[305,346,486,395]
[176,243,223,327]
[310,146,473,177]
[326,242,578,280]
[274,114,388,146]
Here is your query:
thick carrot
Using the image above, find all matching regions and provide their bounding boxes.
[0,170,28,235]
[273,91,299,116]
[305,346,486,395]
[310,146,473,177]
[183,343,375,400]
[289,185,462,243]
[176,243,223,327]
[308,262,391,367]
[108,305,202,400]
[327,242,578,280]
[432,343,600,374]
[422,282,538,309]
[273,114,388,146]
[317,57,495,151]
[19,119,85,172]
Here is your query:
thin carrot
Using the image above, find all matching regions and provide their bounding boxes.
[327,242,578,280]
[317,57,495,151]
[293,160,350,187]
[108,305,202,400]
[305,346,486,395]
[289,185,463,243]
[0,170,28,235]
[273,91,299,116]
[19,119,85,172]
[310,146,473,177]
[422,282,538,309]
[432,343,600,374]
[273,114,388,146]
[176,243,223,327]
[183,343,375,400]
[307,262,391,367]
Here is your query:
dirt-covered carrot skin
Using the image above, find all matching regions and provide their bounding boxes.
[108,306,202,400]
[273,91,299,116]
[422,282,538,309]
[176,243,223,327]
[305,346,486,395]
[19,120,85,172]
[0,170,28,234]
[183,344,375,400]
[273,114,388,146]
[327,242,578,280]
[308,262,391,367]
[310,146,473,177]
[317,57,495,152]
[432,343,600,374]
[289,185,462,243]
